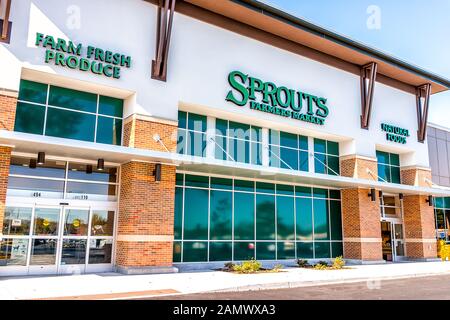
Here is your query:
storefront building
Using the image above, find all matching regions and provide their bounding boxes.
[428,124,450,242]
[0,0,450,275]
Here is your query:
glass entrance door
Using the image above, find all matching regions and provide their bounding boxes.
[392,223,405,261]
[1,202,116,276]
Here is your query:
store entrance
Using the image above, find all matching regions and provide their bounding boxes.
[1,201,116,276]
[381,220,405,262]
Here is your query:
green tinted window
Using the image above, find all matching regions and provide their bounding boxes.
[177,129,187,155]
[295,186,312,197]
[228,121,250,140]
[250,126,262,142]
[98,96,123,117]
[314,241,331,258]
[215,118,228,136]
[296,197,313,240]
[327,141,339,156]
[210,177,232,190]
[329,200,342,240]
[185,174,209,188]
[256,194,275,240]
[187,131,207,157]
[18,80,47,104]
[256,182,275,194]
[183,188,208,240]
[234,241,255,260]
[299,135,308,150]
[176,173,184,186]
[256,242,276,260]
[299,151,309,172]
[173,241,182,262]
[276,196,295,240]
[280,147,298,170]
[277,241,295,259]
[45,108,96,142]
[280,131,297,148]
[174,187,183,239]
[276,184,294,196]
[297,241,313,258]
[49,85,97,112]
[209,242,232,261]
[376,151,390,165]
[331,242,343,257]
[188,113,206,132]
[234,179,254,192]
[178,111,187,129]
[314,153,326,174]
[314,138,326,153]
[14,102,45,135]
[313,199,329,240]
[313,188,328,198]
[327,156,340,175]
[210,191,232,240]
[183,241,207,262]
[390,153,400,166]
[96,117,122,145]
[234,192,255,240]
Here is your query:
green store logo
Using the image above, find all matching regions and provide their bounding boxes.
[381,123,409,144]
[35,32,131,79]
[225,70,329,125]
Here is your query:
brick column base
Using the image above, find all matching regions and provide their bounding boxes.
[341,188,384,263]
[116,161,178,274]
[340,155,378,180]
[403,195,438,261]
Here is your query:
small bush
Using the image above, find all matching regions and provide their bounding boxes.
[313,263,328,270]
[296,259,310,268]
[223,262,235,271]
[232,259,262,273]
[332,256,345,269]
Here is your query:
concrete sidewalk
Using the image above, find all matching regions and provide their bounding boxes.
[1,261,450,300]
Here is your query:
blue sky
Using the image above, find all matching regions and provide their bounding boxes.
[266,0,450,128]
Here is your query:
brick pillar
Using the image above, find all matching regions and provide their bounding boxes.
[0,93,17,131]
[0,146,12,234]
[116,161,177,274]
[400,166,432,187]
[340,155,378,180]
[403,195,438,260]
[122,114,178,151]
[341,188,383,263]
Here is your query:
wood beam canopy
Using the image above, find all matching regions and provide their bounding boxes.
[151,0,176,81]
[0,0,12,43]
[360,62,378,129]
[416,83,431,143]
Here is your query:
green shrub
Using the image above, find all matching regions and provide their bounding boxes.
[332,256,345,269]
[313,260,329,270]
[296,259,310,268]
[232,259,262,273]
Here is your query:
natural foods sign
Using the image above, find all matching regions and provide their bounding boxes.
[35,33,131,79]
[381,123,409,144]
[225,70,329,125]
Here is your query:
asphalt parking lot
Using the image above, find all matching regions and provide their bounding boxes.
[148,274,450,300]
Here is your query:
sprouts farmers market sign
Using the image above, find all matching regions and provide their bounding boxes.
[35,33,131,79]
[381,123,410,144]
[225,70,329,125]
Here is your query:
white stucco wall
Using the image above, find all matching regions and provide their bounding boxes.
[0,0,430,167]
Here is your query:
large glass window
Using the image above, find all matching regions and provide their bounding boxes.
[177,111,207,157]
[376,151,400,183]
[14,80,123,146]
[214,119,262,165]
[174,173,343,262]
[314,138,340,175]
[434,197,450,241]
[7,156,119,201]
[269,130,308,171]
